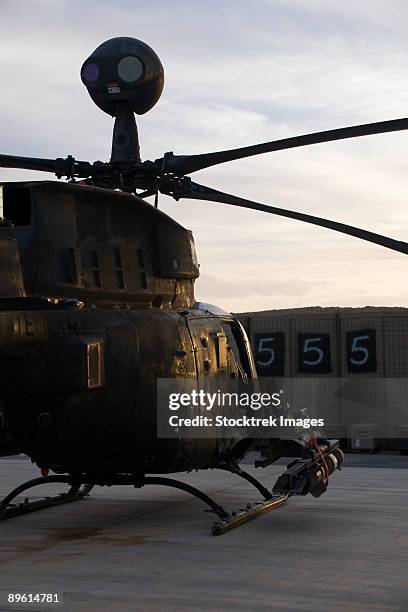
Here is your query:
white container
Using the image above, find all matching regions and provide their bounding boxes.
[350,423,380,451]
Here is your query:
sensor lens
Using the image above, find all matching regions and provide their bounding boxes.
[117,56,144,82]
[83,63,99,82]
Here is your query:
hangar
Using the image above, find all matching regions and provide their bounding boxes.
[236,306,408,452]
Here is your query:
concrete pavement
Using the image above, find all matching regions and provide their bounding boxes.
[0,454,407,611]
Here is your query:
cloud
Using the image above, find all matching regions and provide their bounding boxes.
[1,1,408,311]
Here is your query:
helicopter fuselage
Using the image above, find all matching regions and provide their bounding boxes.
[0,305,256,473]
[0,181,256,473]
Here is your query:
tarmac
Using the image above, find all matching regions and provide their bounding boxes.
[0,453,407,612]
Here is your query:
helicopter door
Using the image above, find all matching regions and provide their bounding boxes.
[186,314,255,380]
[186,315,225,379]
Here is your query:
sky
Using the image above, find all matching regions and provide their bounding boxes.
[1,0,408,312]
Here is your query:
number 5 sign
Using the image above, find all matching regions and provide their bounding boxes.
[346,329,377,372]
[298,333,332,373]
[253,333,285,375]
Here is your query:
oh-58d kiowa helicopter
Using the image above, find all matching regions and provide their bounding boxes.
[0,37,407,535]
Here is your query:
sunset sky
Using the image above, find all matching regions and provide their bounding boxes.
[1,0,408,312]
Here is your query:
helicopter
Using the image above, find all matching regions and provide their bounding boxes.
[0,36,406,535]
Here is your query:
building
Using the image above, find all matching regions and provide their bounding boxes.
[235,307,408,451]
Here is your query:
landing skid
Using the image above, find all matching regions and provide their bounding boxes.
[0,468,287,535]
[209,464,288,535]
[211,495,288,535]
[145,471,288,535]
[0,476,93,520]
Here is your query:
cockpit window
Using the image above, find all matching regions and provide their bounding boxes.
[221,319,253,378]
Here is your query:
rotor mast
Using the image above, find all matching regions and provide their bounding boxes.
[110,101,141,163]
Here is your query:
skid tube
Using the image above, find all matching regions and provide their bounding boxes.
[109,471,288,535]
[207,463,288,535]
[142,474,288,535]
[80,473,288,534]
[0,475,93,520]
[0,471,287,534]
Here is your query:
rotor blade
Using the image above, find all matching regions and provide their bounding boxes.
[169,180,408,255]
[161,118,408,176]
[0,154,98,180]
[0,154,63,174]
